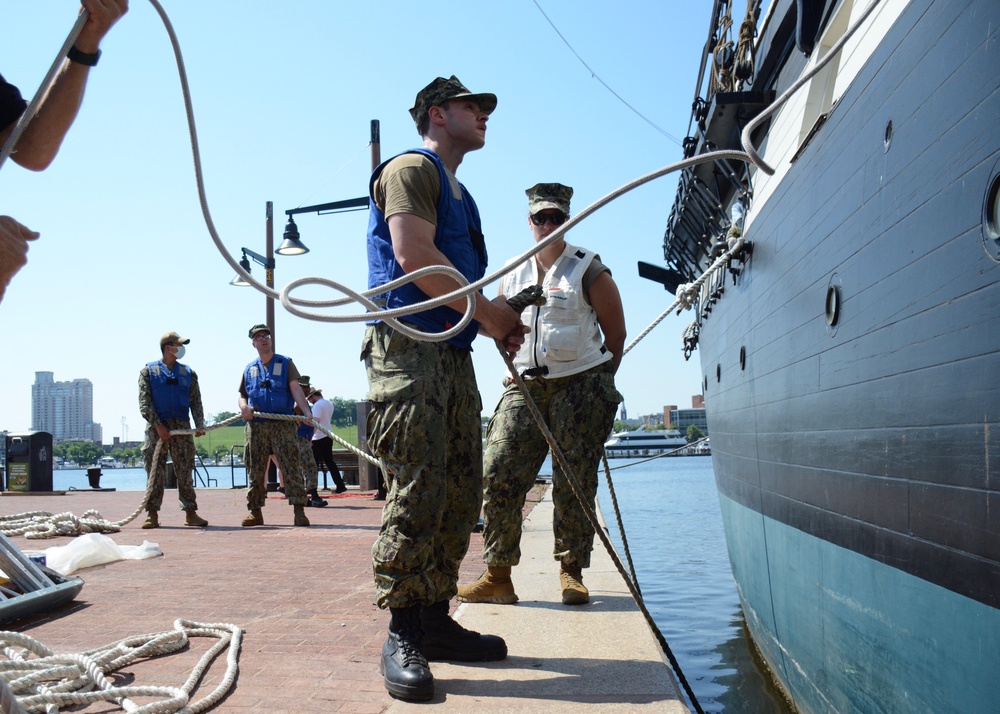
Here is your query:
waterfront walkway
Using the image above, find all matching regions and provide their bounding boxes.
[0,486,687,712]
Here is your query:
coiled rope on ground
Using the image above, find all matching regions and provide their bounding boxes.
[0,619,242,714]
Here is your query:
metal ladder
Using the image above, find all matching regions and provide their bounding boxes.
[0,532,83,625]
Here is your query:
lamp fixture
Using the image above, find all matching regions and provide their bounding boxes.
[230,254,252,286]
[277,216,309,255]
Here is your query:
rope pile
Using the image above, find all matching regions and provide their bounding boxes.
[0,619,242,713]
[0,505,144,541]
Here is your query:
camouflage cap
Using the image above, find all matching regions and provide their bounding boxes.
[525,182,573,215]
[408,75,497,129]
[159,331,190,347]
[248,323,270,339]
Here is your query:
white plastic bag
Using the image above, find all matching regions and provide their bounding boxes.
[44,534,162,576]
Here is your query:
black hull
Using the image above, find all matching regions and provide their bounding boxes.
[661,0,1000,711]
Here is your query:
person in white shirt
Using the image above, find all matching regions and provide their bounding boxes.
[307,386,347,493]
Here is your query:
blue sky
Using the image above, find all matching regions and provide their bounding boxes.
[1,1,748,443]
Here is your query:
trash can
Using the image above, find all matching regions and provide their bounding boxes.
[4,431,53,492]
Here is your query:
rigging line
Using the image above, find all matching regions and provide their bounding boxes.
[291,140,371,210]
[529,0,682,146]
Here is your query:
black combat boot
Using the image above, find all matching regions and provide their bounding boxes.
[381,605,433,701]
[421,599,508,662]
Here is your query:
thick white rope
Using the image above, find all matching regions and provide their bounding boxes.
[168,413,383,468]
[741,0,884,174]
[0,619,242,714]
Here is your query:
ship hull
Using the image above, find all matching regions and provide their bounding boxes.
[697,0,1000,711]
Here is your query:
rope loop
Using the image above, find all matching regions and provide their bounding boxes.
[0,620,242,714]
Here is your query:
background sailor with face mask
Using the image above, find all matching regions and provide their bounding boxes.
[137,330,209,529]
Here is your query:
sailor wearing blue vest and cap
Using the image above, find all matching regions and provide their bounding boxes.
[238,323,314,527]
[138,330,209,529]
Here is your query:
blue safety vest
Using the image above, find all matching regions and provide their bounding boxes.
[245,354,294,419]
[147,361,191,421]
[366,148,488,350]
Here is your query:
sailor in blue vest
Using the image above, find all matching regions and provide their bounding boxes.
[361,75,526,702]
[138,330,208,529]
[238,323,314,527]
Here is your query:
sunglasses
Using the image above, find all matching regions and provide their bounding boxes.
[530,212,567,227]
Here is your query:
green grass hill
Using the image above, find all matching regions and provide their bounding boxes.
[195,424,359,459]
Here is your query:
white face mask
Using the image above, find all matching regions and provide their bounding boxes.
[173,345,186,360]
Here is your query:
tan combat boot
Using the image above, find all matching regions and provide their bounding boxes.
[185,511,208,527]
[560,564,589,605]
[293,504,310,527]
[141,510,159,529]
[241,508,264,527]
[457,566,518,604]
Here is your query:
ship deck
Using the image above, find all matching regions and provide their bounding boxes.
[0,486,687,712]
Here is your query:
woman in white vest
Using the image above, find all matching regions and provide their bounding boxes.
[459,182,625,606]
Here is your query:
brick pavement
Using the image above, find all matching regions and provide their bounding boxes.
[0,486,541,713]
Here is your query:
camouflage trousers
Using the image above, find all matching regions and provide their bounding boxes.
[362,322,483,609]
[482,362,621,569]
[297,435,319,493]
[244,420,308,508]
[141,419,199,512]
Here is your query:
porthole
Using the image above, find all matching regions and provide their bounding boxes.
[826,273,843,338]
[740,346,746,371]
[826,285,841,326]
[883,119,893,153]
[985,173,1000,241]
[982,162,1000,262]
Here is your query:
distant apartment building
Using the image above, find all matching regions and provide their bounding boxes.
[31,372,102,443]
[663,396,708,434]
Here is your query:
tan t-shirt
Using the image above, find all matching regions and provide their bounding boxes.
[372,152,463,225]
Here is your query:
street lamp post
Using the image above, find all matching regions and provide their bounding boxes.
[265,202,275,346]
[231,200,295,350]
[266,120,382,493]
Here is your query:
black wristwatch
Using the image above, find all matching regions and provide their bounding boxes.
[67,46,101,67]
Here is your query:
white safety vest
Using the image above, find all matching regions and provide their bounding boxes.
[502,242,611,380]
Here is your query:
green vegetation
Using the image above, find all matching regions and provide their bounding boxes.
[686,425,706,442]
[53,441,104,466]
[194,424,359,461]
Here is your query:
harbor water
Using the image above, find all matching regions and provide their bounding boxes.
[48,458,790,713]
[593,455,792,713]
